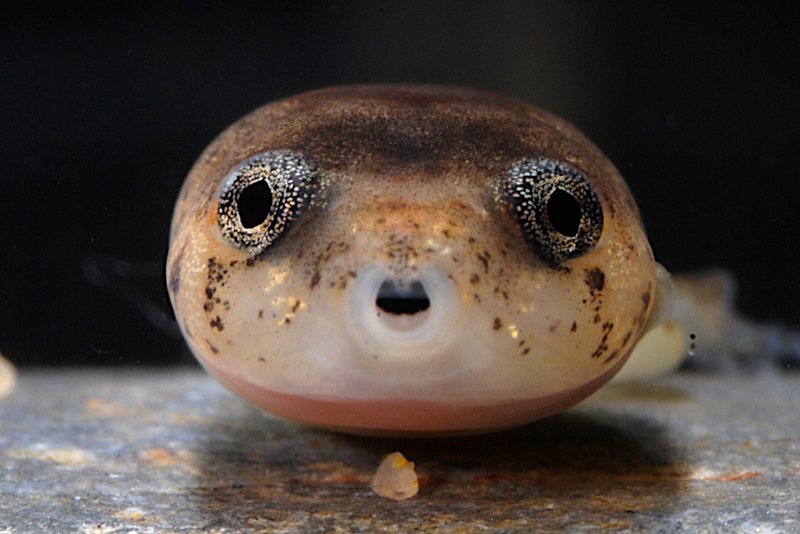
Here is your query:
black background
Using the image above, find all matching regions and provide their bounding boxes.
[2,3,798,366]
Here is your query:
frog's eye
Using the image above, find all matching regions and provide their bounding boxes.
[504,158,603,265]
[217,151,319,255]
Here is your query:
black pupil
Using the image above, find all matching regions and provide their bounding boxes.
[547,188,582,237]
[237,181,272,228]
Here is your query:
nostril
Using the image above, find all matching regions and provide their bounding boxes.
[376,279,430,315]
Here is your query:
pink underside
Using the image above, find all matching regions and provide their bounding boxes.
[203,359,626,436]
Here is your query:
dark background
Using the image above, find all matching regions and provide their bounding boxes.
[2,2,798,366]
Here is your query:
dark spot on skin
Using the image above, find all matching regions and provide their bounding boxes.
[442,229,451,238]
[590,322,616,359]
[634,286,654,327]
[258,357,266,362]
[585,267,605,292]
[622,330,632,346]
[597,322,615,351]
[591,343,609,359]
[291,300,301,313]
[284,317,291,325]
[571,321,578,333]
[258,309,264,319]
[246,257,257,267]
[522,347,530,355]
[502,291,509,300]
[205,257,231,314]
[549,323,559,333]
[310,271,321,289]
[168,267,181,295]
[229,260,238,267]
[593,314,601,324]
[518,340,525,347]
[468,237,476,244]
[603,350,620,365]
[210,316,224,331]
[205,339,219,354]
[470,273,480,285]
[493,317,502,330]
[473,293,481,302]
[476,251,489,273]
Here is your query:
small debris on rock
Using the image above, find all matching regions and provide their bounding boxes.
[370,451,419,501]
[0,352,16,399]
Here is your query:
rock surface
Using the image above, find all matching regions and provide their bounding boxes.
[1,368,798,532]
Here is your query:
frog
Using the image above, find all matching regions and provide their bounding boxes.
[164,85,730,435]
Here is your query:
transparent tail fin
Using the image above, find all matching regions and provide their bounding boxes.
[613,267,799,382]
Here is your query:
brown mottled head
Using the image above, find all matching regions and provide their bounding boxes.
[167,85,657,436]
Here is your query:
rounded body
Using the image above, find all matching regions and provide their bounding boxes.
[167,85,657,435]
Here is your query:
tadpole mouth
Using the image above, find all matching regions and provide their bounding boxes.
[375,279,431,315]
[345,265,460,361]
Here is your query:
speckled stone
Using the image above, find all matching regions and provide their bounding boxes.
[1,368,798,532]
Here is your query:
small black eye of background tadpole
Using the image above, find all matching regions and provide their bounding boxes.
[237,180,273,228]
[547,188,582,237]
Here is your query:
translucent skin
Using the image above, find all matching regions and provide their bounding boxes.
[167,85,657,436]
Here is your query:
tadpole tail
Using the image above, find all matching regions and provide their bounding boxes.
[672,269,799,373]
[727,318,800,372]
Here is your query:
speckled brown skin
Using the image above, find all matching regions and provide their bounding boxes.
[167,85,657,435]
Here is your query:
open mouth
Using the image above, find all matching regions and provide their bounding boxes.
[375,279,430,315]
[344,264,462,365]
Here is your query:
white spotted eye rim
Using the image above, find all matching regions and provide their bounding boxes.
[217,151,320,255]
[505,158,604,265]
